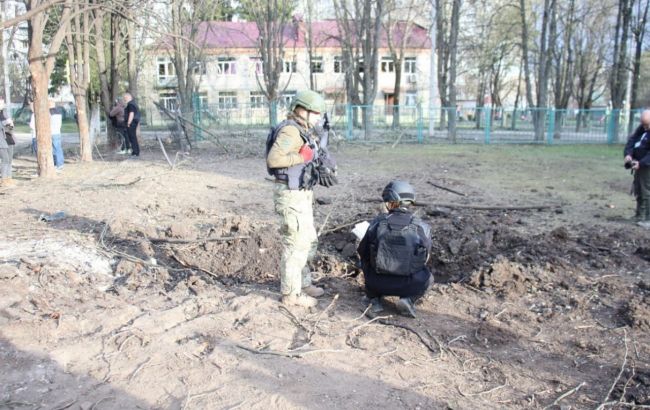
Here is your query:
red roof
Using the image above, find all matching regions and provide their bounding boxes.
[165,20,431,50]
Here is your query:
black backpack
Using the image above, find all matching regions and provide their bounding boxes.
[371,212,428,276]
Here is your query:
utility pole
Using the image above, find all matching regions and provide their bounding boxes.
[428,0,437,137]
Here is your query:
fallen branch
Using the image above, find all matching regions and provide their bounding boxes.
[391,132,404,148]
[95,177,142,189]
[128,357,151,382]
[378,319,441,356]
[308,294,339,341]
[427,181,467,197]
[234,343,343,358]
[156,135,175,169]
[458,379,508,397]
[150,235,250,244]
[424,202,559,211]
[321,219,367,235]
[170,252,221,281]
[543,381,586,409]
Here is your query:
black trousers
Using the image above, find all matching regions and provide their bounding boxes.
[364,268,432,300]
[127,122,139,156]
[634,167,650,220]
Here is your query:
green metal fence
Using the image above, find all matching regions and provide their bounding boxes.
[143,97,643,145]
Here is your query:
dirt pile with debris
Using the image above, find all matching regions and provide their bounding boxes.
[1,142,649,409]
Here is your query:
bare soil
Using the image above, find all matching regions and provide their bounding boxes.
[1,138,649,409]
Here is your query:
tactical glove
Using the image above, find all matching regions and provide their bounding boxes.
[317,164,338,187]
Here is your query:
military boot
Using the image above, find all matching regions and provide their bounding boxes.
[281,293,318,308]
[396,297,417,318]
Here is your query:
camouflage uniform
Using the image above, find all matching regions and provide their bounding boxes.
[267,114,318,296]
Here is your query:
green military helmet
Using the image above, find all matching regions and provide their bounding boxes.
[290,90,326,114]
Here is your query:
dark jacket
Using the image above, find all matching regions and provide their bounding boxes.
[124,100,140,128]
[357,208,432,298]
[624,125,650,168]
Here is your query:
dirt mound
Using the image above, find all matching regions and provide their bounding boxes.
[468,257,537,297]
[622,295,650,331]
[105,216,283,291]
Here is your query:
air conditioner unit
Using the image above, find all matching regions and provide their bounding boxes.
[407,74,417,84]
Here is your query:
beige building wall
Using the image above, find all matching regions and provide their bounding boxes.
[141,44,431,126]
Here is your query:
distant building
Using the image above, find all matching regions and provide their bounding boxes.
[140,18,433,124]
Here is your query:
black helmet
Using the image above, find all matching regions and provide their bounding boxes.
[382,180,416,204]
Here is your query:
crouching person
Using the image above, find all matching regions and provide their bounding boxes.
[357,180,433,318]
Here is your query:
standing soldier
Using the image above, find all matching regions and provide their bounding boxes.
[624,109,650,227]
[266,90,338,307]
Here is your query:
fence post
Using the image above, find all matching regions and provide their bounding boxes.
[546,108,555,145]
[483,106,491,144]
[417,103,423,143]
[192,92,202,141]
[606,109,618,144]
[346,103,353,140]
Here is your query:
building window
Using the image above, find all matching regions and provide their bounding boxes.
[381,57,394,73]
[192,62,206,76]
[218,92,237,109]
[216,57,237,75]
[250,91,266,108]
[157,57,175,85]
[404,91,417,106]
[281,91,296,108]
[334,56,344,73]
[250,57,263,75]
[358,58,364,74]
[404,57,416,74]
[311,56,323,74]
[197,92,208,108]
[159,91,178,111]
[283,59,297,73]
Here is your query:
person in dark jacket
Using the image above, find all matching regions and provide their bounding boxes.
[357,180,433,318]
[123,92,140,157]
[110,99,129,154]
[624,109,650,227]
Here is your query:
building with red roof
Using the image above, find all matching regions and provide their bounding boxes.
[140,18,433,124]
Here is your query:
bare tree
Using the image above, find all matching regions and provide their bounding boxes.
[572,1,610,132]
[628,0,650,132]
[551,0,576,139]
[94,8,125,149]
[240,0,296,126]
[609,0,633,141]
[65,1,94,161]
[434,0,461,140]
[24,0,72,177]
[384,0,425,129]
[333,0,385,138]
[518,0,557,141]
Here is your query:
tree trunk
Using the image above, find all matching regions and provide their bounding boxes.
[628,0,649,133]
[31,64,55,177]
[447,0,461,143]
[126,16,138,98]
[74,93,91,160]
[392,61,402,129]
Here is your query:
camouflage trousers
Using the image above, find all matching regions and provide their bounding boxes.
[273,183,318,296]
